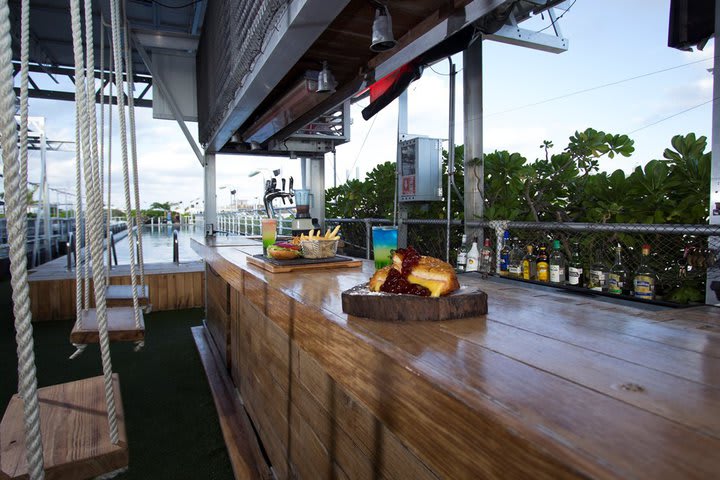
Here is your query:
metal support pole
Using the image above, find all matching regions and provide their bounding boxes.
[302,156,326,230]
[41,129,51,260]
[706,1,720,304]
[463,37,484,243]
[204,153,217,236]
[396,90,408,248]
[365,220,372,259]
[446,58,456,263]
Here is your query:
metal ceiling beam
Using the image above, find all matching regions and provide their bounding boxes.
[13,62,152,84]
[191,0,207,36]
[204,0,351,154]
[14,86,152,108]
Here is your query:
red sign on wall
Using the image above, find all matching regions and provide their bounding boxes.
[401,175,416,195]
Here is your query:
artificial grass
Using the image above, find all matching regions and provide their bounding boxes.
[0,280,234,479]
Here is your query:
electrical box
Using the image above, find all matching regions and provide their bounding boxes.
[399,137,442,202]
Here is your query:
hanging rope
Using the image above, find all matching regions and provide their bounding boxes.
[109,0,142,336]
[69,0,119,443]
[106,26,114,280]
[124,22,146,286]
[70,16,86,359]
[0,0,46,476]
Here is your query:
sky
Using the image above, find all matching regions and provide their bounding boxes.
[13,0,715,212]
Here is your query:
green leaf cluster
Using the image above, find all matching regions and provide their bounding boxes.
[483,129,709,224]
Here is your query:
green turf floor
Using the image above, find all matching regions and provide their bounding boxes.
[0,280,234,479]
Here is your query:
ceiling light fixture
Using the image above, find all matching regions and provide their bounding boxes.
[316,61,336,93]
[370,5,397,52]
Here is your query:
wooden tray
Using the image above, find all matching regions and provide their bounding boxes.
[247,254,362,273]
[342,283,488,321]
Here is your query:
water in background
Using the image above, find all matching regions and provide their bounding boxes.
[114,224,205,264]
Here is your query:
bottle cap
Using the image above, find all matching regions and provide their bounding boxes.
[553,240,560,249]
[503,230,510,239]
[642,244,650,253]
[484,238,491,247]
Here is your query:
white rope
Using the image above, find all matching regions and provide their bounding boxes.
[17,0,28,224]
[110,0,142,331]
[72,21,85,335]
[106,27,114,280]
[69,0,119,444]
[124,23,146,286]
[100,21,105,249]
[1,0,45,476]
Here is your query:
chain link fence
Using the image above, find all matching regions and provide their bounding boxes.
[324,218,720,306]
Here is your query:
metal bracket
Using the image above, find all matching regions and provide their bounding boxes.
[131,32,204,166]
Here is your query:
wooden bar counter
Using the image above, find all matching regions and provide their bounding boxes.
[192,237,720,480]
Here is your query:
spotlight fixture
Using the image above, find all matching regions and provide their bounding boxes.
[250,140,261,150]
[370,5,396,52]
[316,61,336,93]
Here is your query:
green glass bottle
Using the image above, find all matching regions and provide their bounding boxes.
[608,245,629,295]
[567,242,584,287]
[549,240,565,284]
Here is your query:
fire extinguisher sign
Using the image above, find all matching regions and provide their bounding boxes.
[402,175,416,195]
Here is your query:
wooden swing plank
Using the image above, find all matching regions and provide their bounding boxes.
[0,374,128,480]
[106,284,150,308]
[70,307,145,344]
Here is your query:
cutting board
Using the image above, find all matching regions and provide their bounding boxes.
[342,283,488,321]
[247,254,362,273]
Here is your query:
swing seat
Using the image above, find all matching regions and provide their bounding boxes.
[0,375,128,480]
[70,307,145,344]
[106,284,150,308]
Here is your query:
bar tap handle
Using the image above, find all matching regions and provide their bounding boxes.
[288,176,294,204]
[281,178,287,204]
[281,178,286,191]
[270,177,278,193]
[264,179,271,193]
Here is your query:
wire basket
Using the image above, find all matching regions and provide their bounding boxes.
[301,239,339,259]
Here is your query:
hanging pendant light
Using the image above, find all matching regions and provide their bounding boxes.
[316,61,336,93]
[370,5,397,52]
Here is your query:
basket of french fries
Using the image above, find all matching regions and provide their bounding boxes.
[299,226,341,259]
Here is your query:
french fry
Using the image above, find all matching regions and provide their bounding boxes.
[324,228,330,239]
[330,225,341,238]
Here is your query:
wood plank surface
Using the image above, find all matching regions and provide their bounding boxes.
[70,307,145,344]
[191,236,720,479]
[27,267,204,321]
[192,326,271,480]
[105,284,149,308]
[246,255,362,273]
[0,375,127,480]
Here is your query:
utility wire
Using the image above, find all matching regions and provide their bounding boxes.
[428,64,463,76]
[486,57,713,117]
[628,97,714,134]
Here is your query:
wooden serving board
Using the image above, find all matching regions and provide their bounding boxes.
[342,283,488,321]
[247,254,362,273]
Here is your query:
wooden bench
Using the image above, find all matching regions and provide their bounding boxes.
[192,326,271,480]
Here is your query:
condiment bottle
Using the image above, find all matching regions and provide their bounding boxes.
[466,238,480,272]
